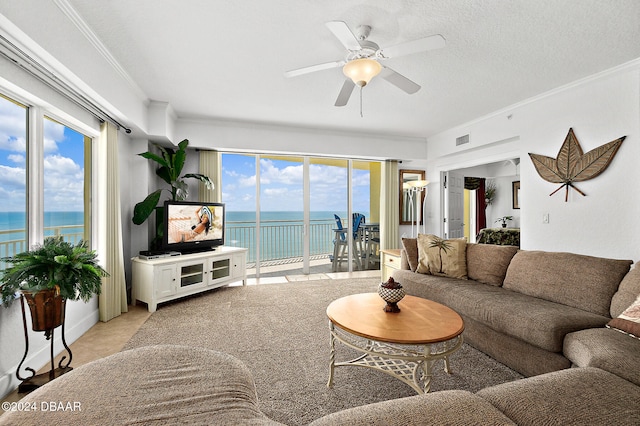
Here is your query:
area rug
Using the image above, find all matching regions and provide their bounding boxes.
[123,278,523,425]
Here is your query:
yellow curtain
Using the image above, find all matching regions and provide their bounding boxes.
[199,150,221,202]
[98,122,128,322]
[380,160,399,250]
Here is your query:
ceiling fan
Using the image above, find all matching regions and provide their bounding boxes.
[284,21,446,108]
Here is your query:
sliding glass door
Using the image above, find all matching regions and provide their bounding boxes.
[221,153,379,277]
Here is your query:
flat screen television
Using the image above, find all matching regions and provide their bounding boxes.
[162,201,225,253]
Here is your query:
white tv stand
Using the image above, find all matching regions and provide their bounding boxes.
[132,246,248,312]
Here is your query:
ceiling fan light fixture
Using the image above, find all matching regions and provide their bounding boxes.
[343,58,382,87]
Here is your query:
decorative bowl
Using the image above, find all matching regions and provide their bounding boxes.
[378,281,405,313]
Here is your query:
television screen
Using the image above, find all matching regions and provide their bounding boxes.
[162,201,225,253]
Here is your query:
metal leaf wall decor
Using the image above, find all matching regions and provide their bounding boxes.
[529,128,625,201]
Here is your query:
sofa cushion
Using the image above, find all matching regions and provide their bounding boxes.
[395,270,609,352]
[0,345,284,426]
[611,263,640,317]
[564,327,640,386]
[607,294,640,337]
[466,243,518,286]
[416,234,467,279]
[401,237,419,272]
[503,250,632,316]
[477,367,640,426]
[308,390,516,426]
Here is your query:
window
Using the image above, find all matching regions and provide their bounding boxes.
[0,94,92,273]
[43,116,91,244]
[0,95,27,264]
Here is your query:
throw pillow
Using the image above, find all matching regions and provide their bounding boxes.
[401,237,419,272]
[416,234,436,274]
[607,294,640,338]
[416,234,467,279]
[466,244,519,286]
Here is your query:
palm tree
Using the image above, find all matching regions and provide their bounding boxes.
[429,237,452,274]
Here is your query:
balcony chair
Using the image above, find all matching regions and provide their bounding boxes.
[330,214,365,271]
[363,224,380,269]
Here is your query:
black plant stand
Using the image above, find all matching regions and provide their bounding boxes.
[16,295,73,393]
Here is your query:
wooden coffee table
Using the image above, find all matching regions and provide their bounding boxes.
[326,293,464,394]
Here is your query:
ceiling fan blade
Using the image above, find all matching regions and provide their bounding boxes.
[334,79,355,106]
[325,21,362,51]
[381,34,445,58]
[380,66,421,94]
[284,60,344,78]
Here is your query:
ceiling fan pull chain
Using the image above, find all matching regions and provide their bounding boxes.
[360,86,363,117]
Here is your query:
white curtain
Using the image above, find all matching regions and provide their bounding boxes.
[380,160,399,250]
[199,150,221,202]
[97,122,128,322]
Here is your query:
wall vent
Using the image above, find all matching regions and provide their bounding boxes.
[456,134,470,146]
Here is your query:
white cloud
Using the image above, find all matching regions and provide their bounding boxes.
[263,187,288,197]
[43,119,64,154]
[0,98,27,153]
[260,159,302,185]
[44,154,81,175]
[238,175,256,187]
[0,165,26,210]
[43,154,84,211]
[0,164,26,187]
[7,154,25,164]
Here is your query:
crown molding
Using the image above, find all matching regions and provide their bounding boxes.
[53,0,147,100]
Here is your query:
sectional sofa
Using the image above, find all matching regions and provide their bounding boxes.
[394,238,639,378]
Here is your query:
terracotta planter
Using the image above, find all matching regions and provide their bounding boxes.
[21,288,66,332]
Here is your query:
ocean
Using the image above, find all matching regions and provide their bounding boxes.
[0,211,369,262]
[0,211,85,242]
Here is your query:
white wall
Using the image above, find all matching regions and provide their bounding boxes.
[425,61,640,261]
[486,175,520,229]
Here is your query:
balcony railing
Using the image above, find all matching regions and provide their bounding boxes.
[0,220,337,271]
[0,225,85,271]
[226,219,336,266]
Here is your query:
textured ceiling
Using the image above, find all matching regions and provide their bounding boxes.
[67,0,640,138]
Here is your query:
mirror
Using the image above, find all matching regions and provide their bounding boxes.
[399,169,425,225]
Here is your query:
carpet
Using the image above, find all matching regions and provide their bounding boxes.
[123,278,523,425]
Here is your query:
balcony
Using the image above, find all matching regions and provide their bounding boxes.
[226,218,380,283]
[0,220,380,283]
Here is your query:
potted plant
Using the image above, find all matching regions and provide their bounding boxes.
[495,216,513,228]
[132,138,214,248]
[0,236,108,332]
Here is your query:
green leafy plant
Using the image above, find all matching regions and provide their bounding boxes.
[495,216,513,226]
[1,236,109,307]
[484,180,496,205]
[132,139,214,226]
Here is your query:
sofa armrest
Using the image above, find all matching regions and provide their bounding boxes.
[563,328,640,386]
[308,390,515,426]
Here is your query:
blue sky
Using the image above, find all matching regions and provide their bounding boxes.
[221,154,371,213]
[0,95,85,212]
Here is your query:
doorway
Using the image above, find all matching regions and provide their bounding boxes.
[442,159,520,241]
